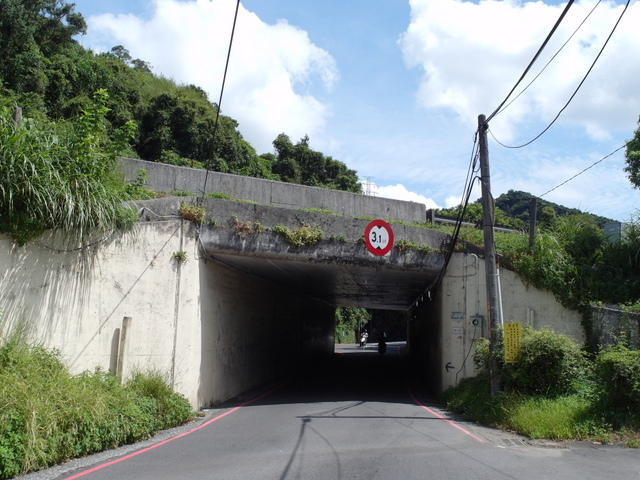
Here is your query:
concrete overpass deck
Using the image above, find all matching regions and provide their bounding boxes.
[136,196,450,310]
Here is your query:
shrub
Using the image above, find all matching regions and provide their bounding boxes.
[502,327,589,397]
[179,202,205,223]
[273,224,322,247]
[125,372,194,430]
[125,169,156,200]
[231,215,263,237]
[472,327,589,397]
[0,92,137,245]
[595,345,640,410]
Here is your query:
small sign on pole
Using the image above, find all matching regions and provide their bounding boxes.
[363,220,394,256]
[504,322,523,363]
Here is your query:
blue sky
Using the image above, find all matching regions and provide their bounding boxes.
[70,0,640,222]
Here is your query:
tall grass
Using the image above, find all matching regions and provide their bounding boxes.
[0,336,194,478]
[502,395,593,440]
[0,92,137,245]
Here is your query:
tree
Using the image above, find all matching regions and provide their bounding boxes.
[335,308,371,344]
[0,0,86,94]
[438,200,525,230]
[624,118,640,189]
[271,134,362,193]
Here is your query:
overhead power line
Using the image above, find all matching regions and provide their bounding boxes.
[493,1,602,120]
[200,0,241,201]
[486,0,575,124]
[492,0,631,149]
[538,143,629,198]
[419,132,481,300]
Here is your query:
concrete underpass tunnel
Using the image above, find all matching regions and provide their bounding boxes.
[196,250,446,408]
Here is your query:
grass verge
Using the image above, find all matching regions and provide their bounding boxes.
[0,340,195,478]
[441,375,640,446]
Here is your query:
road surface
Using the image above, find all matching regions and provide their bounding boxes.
[23,342,640,480]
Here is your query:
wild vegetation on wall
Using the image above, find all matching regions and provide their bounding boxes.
[442,196,639,305]
[0,91,137,245]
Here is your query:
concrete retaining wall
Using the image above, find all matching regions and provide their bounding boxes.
[0,221,334,408]
[119,157,427,224]
[409,253,585,393]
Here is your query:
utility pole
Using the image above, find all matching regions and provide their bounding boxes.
[13,106,22,126]
[529,197,538,251]
[478,114,502,397]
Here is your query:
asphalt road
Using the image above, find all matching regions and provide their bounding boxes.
[22,342,640,480]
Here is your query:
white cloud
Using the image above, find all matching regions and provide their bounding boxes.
[444,195,463,209]
[400,0,640,143]
[376,184,440,209]
[84,0,338,153]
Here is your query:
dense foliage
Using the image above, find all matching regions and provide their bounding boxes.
[440,190,615,229]
[271,134,362,193]
[499,328,589,397]
[0,1,361,194]
[438,201,526,230]
[625,119,640,189]
[335,308,371,344]
[443,329,640,444]
[0,339,194,478]
[0,92,137,244]
[449,206,640,314]
[495,190,615,227]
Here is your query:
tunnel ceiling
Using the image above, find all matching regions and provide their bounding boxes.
[203,250,443,310]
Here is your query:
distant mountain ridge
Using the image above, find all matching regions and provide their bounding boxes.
[495,190,616,228]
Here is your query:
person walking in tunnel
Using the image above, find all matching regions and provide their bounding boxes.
[378,331,387,355]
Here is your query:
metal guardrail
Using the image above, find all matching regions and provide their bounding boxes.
[426,210,523,234]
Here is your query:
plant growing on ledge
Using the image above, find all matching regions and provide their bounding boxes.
[231,214,263,237]
[273,224,323,247]
[172,250,188,263]
[395,239,432,254]
[179,203,205,223]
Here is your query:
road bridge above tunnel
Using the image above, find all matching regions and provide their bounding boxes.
[136,196,450,310]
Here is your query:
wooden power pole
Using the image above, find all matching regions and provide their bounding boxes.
[478,114,502,397]
[529,197,538,251]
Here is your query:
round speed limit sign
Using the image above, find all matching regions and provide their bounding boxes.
[364,220,394,256]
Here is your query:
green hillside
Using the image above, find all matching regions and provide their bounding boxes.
[495,190,615,228]
[0,1,361,193]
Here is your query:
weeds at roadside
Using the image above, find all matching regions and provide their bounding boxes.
[0,339,195,478]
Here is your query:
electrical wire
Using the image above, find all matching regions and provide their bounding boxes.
[538,142,629,198]
[199,0,241,203]
[486,0,575,124]
[492,0,631,149]
[417,132,481,302]
[493,0,601,119]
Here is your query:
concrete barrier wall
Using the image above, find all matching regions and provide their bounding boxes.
[409,253,584,393]
[0,223,203,405]
[119,157,427,224]
[0,221,335,408]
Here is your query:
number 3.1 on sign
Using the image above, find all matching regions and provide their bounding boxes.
[364,220,394,256]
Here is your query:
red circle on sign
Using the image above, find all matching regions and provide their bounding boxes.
[364,220,394,256]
